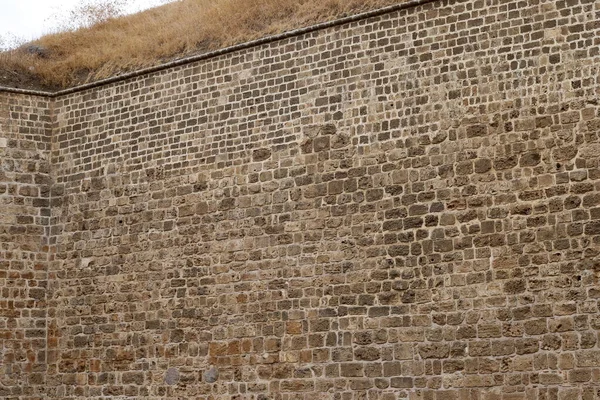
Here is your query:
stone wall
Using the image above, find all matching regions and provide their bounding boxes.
[0,93,52,400]
[3,0,600,398]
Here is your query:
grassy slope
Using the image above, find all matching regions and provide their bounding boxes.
[0,0,407,91]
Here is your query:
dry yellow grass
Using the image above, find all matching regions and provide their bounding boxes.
[0,0,407,91]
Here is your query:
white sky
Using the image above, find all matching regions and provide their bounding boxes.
[0,0,170,46]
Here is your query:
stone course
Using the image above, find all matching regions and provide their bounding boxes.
[2,0,600,398]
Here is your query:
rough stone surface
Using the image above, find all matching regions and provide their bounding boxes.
[164,367,180,385]
[203,366,219,383]
[2,0,600,399]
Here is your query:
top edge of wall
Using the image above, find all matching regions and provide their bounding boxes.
[0,0,438,98]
